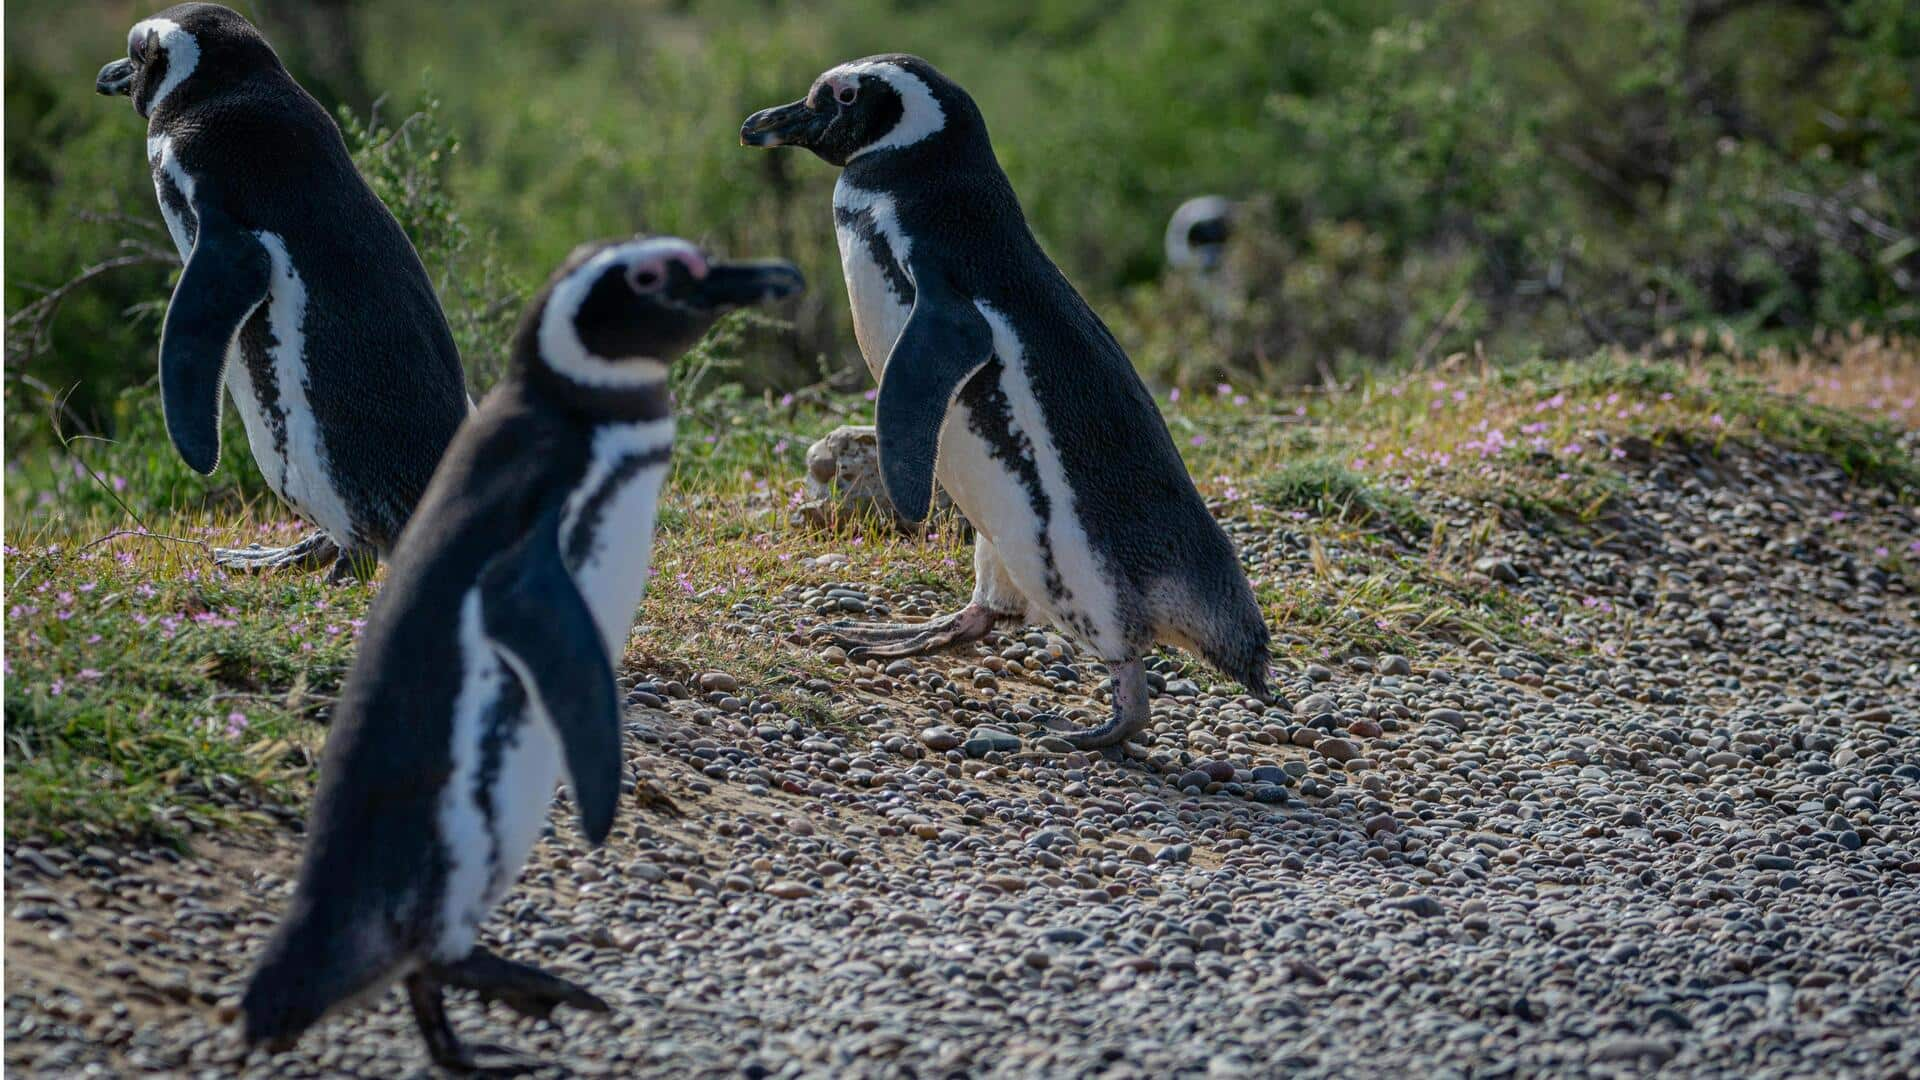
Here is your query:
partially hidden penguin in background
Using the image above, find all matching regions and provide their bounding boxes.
[240,237,804,1071]
[742,56,1271,750]
[97,3,470,580]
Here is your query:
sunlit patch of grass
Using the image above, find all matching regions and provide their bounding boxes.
[7,338,1912,841]
[3,513,371,845]
[1254,457,1430,540]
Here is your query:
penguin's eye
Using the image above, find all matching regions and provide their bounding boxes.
[628,264,667,293]
[836,84,858,106]
[129,33,146,62]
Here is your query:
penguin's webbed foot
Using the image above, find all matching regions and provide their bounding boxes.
[1051,659,1152,751]
[407,970,568,1077]
[211,531,339,575]
[435,944,611,1023]
[807,602,1003,659]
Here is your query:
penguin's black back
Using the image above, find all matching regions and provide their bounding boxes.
[154,48,468,548]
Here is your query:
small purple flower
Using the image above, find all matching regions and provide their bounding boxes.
[1168,387,1180,403]
[1189,435,1207,447]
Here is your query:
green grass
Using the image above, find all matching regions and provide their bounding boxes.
[4,524,369,845]
[5,346,1916,843]
[1255,457,1432,540]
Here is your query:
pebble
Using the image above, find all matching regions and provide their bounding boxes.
[12,430,1920,1079]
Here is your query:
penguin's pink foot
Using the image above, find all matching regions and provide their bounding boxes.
[807,601,1005,659]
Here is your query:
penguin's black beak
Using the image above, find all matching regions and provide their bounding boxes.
[96,58,135,97]
[740,100,823,149]
[679,259,806,311]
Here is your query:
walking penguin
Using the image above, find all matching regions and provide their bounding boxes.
[97,3,470,579]
[742,56,1270,749]
[239,237,804,1071]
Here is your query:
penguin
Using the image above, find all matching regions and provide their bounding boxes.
[96,3,471,580]
[742,56,1270,750]
[1165,195,1236,277]
[239,236,804,1071]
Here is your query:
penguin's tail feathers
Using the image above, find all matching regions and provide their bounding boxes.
[240,896,401,1055]
[1203,628,1273,702]
[1192,586,1274,702]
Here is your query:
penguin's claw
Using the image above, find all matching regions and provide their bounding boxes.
[1052,660,1152,751]
[810,603,1003,656]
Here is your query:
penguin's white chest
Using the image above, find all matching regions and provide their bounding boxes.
[148,135,199,258]
[434,591,562,961]
[829,184,1123,656]
[833,181,914,382]
[559,418,676,659]
[431,418,673,959]
[934,304,1123,656]
[226,233,357,545]
[147,136,355,545]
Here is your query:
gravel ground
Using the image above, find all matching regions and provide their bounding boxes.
[7,438,1919,1078]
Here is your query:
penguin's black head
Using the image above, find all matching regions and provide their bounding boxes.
[97,3,282,120]
[741,55,982,167]
[522,236,805,396]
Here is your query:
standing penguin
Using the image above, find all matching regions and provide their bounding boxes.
[96,3,470,579]
[743,56,1270,749]
[240,237,804,1070]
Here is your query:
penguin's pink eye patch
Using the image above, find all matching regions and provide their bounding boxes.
[836,82,859,106]
[626,248,707,293]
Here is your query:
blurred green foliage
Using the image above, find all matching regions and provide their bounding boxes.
[6,0,1917,463]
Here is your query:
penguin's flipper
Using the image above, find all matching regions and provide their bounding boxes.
[876,270,994,522]
[159,205,271,475]
[477,508,621,846]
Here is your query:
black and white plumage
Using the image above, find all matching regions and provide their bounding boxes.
[240,237,803,1071]
[742,57,1270,749]
[1165,195,1235,275]
[96,3,470,579]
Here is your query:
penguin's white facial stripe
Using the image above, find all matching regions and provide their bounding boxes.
[833,63,945,160]
[129,18,199,114]
[538,240,700,388]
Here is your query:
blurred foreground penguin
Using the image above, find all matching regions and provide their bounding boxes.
[742,56,1270,749]
[97,3,470,579]
[240,237,803,1072]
